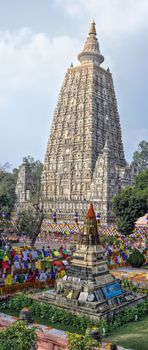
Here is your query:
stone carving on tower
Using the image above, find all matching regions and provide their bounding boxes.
[42,21,132,223]
[15,158,32,211]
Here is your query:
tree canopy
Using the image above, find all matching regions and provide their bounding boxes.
[15,156,44,246]
[0,167,18,218]
[113,169,148,235]
[128,249,145,268]
[16,204,44,247]
[24,156,43,202]
[132,140,148,172]
[0,321,36,350]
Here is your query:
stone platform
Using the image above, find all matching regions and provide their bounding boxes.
[31,289,145,321]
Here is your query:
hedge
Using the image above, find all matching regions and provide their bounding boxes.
[0,293,148,335]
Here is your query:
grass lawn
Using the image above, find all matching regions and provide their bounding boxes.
[143,265,148,270]
[104,315,148,350]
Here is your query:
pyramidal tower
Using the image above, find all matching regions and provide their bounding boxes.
[35,204,142,318]
[42,21,131,223]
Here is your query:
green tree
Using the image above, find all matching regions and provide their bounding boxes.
[0,321,36,350]
[135,169,148,190]
[16,203,44,247]
[113,170,148,234]
[15,157,44,246]
[0,167,18,219]
[132,140,148,172]
[24,156,43,202]
[128,249,145,268]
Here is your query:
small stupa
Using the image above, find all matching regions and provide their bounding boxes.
[35,204,144,319]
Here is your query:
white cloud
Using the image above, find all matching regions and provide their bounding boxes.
[55,0,148,38]
[0,28,82,166]
[0,28,81,108]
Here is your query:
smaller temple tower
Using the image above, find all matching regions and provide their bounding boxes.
[15,158,32,211]
[36,204,143,319]
[68,203,116,286]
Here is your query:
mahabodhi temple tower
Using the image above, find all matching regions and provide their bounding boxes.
[41,21,132,224]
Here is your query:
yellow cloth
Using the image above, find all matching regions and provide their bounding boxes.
[3,255,9,262]
[54,251,60,257]
[38,261,42,270]
[5,275,12,286]
[45,257,52,262]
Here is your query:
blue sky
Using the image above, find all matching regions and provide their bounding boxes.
[0,0,148,169]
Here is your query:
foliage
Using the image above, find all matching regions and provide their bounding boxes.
[14,156,44,246]
[7,293,33,310]
[128,248,145,268]
[22,156,43,203]
[0,321,36,350]
[0,294,95,333]
[135,169,148,190]
[68,332,99,350]
[0,156,43,226]
[16,204,44,246]
[113,170,148,234]
[1,293,148,337]
[132,140,148,173]
[0,167,18,219]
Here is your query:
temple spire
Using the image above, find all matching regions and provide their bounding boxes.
[86,202,96,219]
[81,203,100,245]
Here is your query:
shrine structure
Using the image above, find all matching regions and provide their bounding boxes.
[34,204,144,319]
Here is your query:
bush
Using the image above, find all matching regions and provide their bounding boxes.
[7,293,33,311]
[0,321,36,350]
[1,293,148,336]
[128,249,145,267]
[68,332,100,350]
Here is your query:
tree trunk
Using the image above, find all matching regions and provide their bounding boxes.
[31,235,37,248]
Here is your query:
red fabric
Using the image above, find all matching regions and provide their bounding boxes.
[2,261,9,270]
[28,273,36,282]
[53,261,63,267]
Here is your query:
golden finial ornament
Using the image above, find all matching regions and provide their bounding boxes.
[89,19,96,35]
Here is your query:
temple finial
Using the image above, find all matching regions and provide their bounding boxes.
[89,20,96,35]
[78,21,104,66]
[86,203,96,219]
